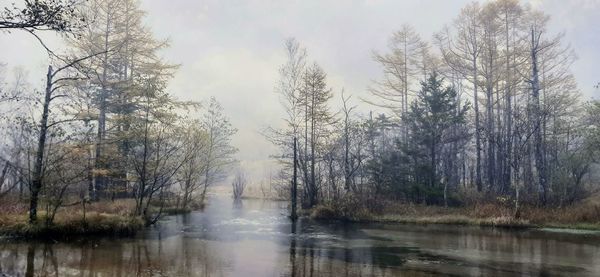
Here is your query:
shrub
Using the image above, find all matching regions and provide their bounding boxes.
[310,205,338,220]
[310,193,374,221]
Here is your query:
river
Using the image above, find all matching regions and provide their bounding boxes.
[1,195,600,276]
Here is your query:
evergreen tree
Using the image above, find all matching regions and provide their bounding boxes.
[403,73,469,205]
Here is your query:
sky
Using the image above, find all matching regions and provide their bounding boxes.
[0,0,599,182]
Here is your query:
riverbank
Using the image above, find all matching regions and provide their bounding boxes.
[0,199,195,239]
[0,213,144,239]
[309,201,600,231]
[4,195,599,276]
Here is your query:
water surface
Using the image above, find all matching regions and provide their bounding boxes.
[1,196,600,276]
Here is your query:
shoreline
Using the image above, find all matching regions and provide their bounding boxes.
[309,213,600,232]
[3,199,600,241]
[307,202,600,232]
[0,205,196,240]
[0,214,144,240]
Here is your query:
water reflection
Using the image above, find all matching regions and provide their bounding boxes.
[290,220,298,277]
[1,196,600,276]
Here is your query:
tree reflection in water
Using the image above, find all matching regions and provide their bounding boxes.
[1,196,600,276]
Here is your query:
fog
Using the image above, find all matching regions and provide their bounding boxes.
[1,0,598,183]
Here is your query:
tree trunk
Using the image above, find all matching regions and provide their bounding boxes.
[473,56,482,192]
[291,137,298,220]
[504,15,513,194]
[430,140,436,188]
[486,58,495,191]
[344,115,351,192]
[93,14,111,200]
[530,28,547,205]
[310,94,317,208]
[29,66,53,223]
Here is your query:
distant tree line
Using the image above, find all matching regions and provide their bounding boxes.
[270,0,599,212]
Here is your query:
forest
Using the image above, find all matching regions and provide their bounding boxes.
[268,0,600,225]
[0,0,599,239]
[0,0,238,235]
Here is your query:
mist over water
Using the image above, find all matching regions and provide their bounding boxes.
[1,195,599,276]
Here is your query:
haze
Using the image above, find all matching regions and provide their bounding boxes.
[0,0,598,182]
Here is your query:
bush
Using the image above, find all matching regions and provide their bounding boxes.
[310,205,338,220]
[309,193,375,221]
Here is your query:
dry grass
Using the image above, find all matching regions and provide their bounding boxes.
[0,199,143,239]
[371,214,532,228]
[82,199,137,215]
[309,194,375,221]
[310,205,339,220]
[310,196,600,230]
[517,204,600,229]
[0,197,205,239]
[0,212,144,239]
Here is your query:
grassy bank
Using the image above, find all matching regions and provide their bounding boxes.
[0,213,144,239]
[0,198,195,239]
[309,199,600,230]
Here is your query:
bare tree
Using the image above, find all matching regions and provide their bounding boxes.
[231,170,247,200]
[436,2,483,191]
[176,119,208,209]
[339,91,365,193]
[300,62,334,208]
[130,89,191,224]
[29,51,106,223]
[369,24,429,142]
[268,38,306,217]
[198,97,238,202]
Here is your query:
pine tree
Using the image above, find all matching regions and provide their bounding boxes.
[404,73,469,205]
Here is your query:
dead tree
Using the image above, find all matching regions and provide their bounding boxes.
[29,52,104,223]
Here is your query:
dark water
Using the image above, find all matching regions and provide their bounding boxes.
[2,196,600,276]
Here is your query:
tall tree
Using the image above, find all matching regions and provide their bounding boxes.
[29,52,104,223]
[495,0,523,193]
[299,63,333,208]
[268,38,306,216]
[404,73,469,206]
[71,0,175,199]
[370,24,429,142]
[341,91,355,192]
[436,3,484,191]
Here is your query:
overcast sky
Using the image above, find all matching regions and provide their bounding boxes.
[1,0,599,181]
